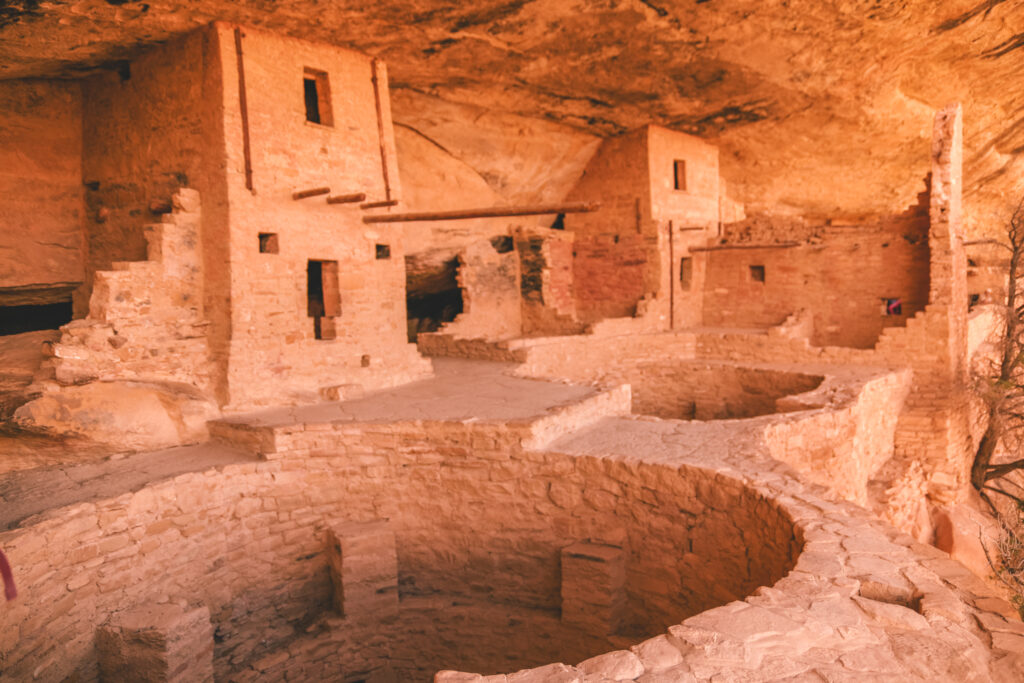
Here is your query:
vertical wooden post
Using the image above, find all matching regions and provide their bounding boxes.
[668,220,675,330]
[370,59,392,202]
[234,28,254,192]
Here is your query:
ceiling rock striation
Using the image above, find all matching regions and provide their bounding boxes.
[2,0,1023,232]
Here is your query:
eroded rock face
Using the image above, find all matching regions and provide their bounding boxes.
[0,329,57,418]
[13,381,219,451]
[1,1,1022,235]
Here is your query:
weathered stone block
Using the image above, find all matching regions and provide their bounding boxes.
[326,519,398,620]
[96,603,214,683]
[561,541,625,636]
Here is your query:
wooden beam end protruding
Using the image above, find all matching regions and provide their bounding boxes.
[327,193,367,205]
[293,187,331,200]
[361,199,400,210]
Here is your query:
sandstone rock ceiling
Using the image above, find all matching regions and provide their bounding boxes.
[2,0,1024,231]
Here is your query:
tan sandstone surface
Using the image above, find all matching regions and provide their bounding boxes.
[1,5,1023,682]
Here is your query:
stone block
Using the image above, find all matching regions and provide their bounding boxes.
[96,603,214,683]
[561,541,625,636]
[320,383,365,401]
[326,519,398,620]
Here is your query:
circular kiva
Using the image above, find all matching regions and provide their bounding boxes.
[1,417,1021,681]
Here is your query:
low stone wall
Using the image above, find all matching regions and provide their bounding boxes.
[3,383,1021,682]
[442,412,1024,681]
[438,239,522,341]
[12,189,219,451]
[759,366,913,506]
[588,360,824,420]
[0,414,799,682]
[507,332,912,507]
[512,331,699,380]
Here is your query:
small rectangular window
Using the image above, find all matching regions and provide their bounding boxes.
[673,160,687,191]
[376,244,391,260]
[884,297,902,316]
[679,257,693,290]
[303,68,333,126]
[258,233,279,254]
[749,265,765,283]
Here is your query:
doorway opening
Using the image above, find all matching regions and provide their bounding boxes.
[308,260,340,340]
[405,256,463,342]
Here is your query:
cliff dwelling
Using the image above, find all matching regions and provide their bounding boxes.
[3,2,1024,682]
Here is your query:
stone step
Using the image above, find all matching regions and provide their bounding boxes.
[109,261,160,275]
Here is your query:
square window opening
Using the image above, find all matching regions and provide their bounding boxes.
[884,297,902,316]
[308,259,340,340]
[673,159,687,191]
[303,68,333,126]
[376,244,391,260]
[258,233,279,254]
[679,257,693,291]
[749,265,765,283]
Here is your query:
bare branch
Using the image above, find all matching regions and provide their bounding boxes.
[965,239,1014,251]
[983,485,1024,507]
[987,460,1024,480]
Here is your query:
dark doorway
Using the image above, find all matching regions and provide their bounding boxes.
[303,77,321,124]
[0,301,72,336]
[405,256,463,342]
[308,260,340,340]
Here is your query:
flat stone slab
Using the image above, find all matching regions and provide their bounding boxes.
[0,443,255,530]
[217,358,599,428]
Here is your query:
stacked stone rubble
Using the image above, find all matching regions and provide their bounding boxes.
[31,188,213,393]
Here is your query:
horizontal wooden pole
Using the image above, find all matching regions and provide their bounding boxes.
[689,241,800,252]
[361,199,400,210]
[363,202,600,224]
[293,187,330,200]
[327,192,366,204]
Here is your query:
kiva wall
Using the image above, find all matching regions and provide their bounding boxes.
[0,421,799,681]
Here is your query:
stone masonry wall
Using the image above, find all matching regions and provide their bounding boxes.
[438,239,522,340]
[217,24,430,410]
[647,125,721,329]
[564,129,656,323]
[517,228,584,337]
[12,189,218,450]
[615,361,825,421]
[572,233,648,322]
[563,125,724,329]
[4,380,1021,682]
[0,411,798,681]
[512,331,911,508]
[0,79,85,311]
[81,28,227,325]
[440,409,1024,682]
[33,189,212,392]
[703,194,930,348]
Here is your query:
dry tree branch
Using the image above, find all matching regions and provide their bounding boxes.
[983,485,1024,507]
